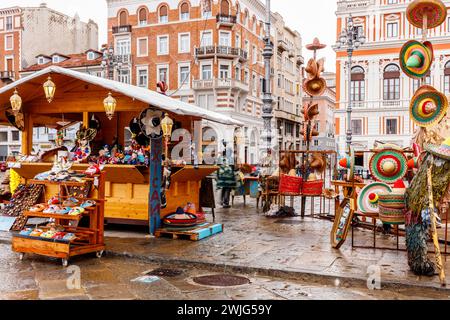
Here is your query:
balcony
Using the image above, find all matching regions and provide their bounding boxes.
[288,50,295,58]
[296,54,304,66]
[112,25,132,34]
[216,14,236,27]
[0,71,14,81]
[114,54,133,65]
[195,46,248,62]
[277,39,288,52]
[192,78,249,92]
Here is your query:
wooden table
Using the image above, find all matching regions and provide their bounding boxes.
[331,180,367,216]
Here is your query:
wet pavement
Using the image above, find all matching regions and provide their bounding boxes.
[1,196,450,299]
[0,243,449,300]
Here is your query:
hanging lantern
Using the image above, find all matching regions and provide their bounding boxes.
[10,88,22,116]
[103,92,117,120]
[43,76,56,103]
[161,113,174,138]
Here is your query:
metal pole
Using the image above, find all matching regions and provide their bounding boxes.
[262,0,273,157]
[346,47,353,151]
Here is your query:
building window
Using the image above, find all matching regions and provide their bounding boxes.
[200,31,212,47]
[180,3,190,20]
[6,16,13,30]
[52,56,60,63]
[201,64,212,80]
[235,66,241,81]
[5,58,13,71]
[118,69,130,84]
[219,31,231,47]
[444,61,450,94]
[0,132,7,142]
[138,8,147,25]
[116,38,131,55]
[159,5,168,23]
[351,119,363,136]
[413,73,431,92]
[12,130,19,141]
[137,38,148,57]
[386,118,398,135]
[137,68,148,88]
[386,22,398,38]
[119,10,128,25]
[179,65,190,88]
[178,33,190,53]
[383,64,400,101]
[220,0,230,15]
[351,66,365,102]
[202,0,212,18]
[387,0,398,4]
[157,66,168,85]
[243,10,249,26]
[235,34,241,48]
[87,52,95,60]
[157,36,169,55]
[219,64,230,79]
[5,35,13,50]
[252,45,257,64]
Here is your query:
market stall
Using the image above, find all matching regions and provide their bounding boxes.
[0,66,242,230]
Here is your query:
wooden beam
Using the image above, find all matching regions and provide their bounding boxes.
[21,112,33,155]
[83,112,89,128]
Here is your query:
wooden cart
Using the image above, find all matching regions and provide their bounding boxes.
[12,171,106,266]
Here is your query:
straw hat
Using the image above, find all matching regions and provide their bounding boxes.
[407,0,447,29]
[424,137,450,161]
[369,149,408,184]
[304,103,320,121]
[303,78,326,97]
[306,38,327,51]
[309,153,326,173]
[357,182,393,214]
[400,40,433,79]
[410,85,448,128]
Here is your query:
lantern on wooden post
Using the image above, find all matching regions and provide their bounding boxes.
[160,113,174,162]
[103,92,117,120]
[43,76,56,103]
[10,88,22,116]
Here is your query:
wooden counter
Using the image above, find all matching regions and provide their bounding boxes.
[13,163,218,224]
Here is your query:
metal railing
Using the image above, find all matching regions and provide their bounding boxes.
[216,14,237,24]
[112,25,132,34]
[195,46,248,60]
[192,78,249,91]
[338,99,409,109]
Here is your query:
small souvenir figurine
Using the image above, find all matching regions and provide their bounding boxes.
[137,149,145,165]
[72,128,97,163]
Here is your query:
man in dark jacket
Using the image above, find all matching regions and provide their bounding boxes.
[216,158,237,208]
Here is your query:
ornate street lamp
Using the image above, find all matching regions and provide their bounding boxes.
[10,88,22,115]
[103,92,117,120]
[335,15,366,151]
[101,44,124,81]
[43,76,56,103]
[161,113,174,163]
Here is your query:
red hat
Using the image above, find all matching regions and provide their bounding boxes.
[393,180,406,189]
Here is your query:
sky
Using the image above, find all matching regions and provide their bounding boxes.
[2,0,337,71]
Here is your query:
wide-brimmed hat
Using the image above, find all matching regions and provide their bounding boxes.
[407,0,447,29]
[306,38,327,51]
[304,103,319,121]
[357,182,393,214]
[303,77,327,97]
[369,149,408,184]
[309,153,326,173]
[400,40,433,79]
[410,85,448,128]
[424,137,450,160]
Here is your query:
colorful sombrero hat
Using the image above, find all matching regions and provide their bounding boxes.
[424,137,450,160]
[400,40,433,79]
[357,182,393,214]
[303,78,327,97]
[407,0,447,29]
[410,85,448,128]
[369,149,408,184]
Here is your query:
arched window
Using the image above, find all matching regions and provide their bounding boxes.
[180,2,189,20]
[243,9,248,25]
[252,16,257,33]
[413,71,431,92]
[235,3,240,22]
[444,61,450,94]
[138,8,147,25]
[119,10,128,26]
[383,64,400,101]
[202,0,212,18]
[220,0,230,15]
[351,66,365,102]
[159,5,168,23]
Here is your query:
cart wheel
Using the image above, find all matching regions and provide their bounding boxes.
[19,253,25,261]
[62,259,69,267]
[96,250,104,259]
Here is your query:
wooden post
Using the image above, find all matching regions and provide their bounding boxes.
[21,113,33,155]
[83,112,89,129]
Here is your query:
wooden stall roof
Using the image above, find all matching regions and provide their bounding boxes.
[0,66,243,127]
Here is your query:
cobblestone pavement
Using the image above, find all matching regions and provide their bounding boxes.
[1,243,449,300]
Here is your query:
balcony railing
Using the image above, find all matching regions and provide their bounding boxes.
[112,25,132,34]
[0,71,14,80]
[195,46,248,61]
[113,54,133,65]
[192,78,249,92]
[277,39,288,52]
[216,14,237,25]
[338,99,408,109]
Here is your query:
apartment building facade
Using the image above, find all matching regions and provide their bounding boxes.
[335,0,450,165]
[106,0,303,164]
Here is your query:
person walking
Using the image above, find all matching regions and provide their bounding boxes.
[216,158,237,209]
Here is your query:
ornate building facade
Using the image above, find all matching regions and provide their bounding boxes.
[106,0,303,164]
[335,0,450,165]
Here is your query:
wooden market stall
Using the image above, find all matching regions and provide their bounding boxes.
[0,66,242,226]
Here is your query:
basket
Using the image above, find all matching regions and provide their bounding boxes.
[302,180,324,196]
[279,174,303,195]
[379,205,406,225]
[378,193,406,209]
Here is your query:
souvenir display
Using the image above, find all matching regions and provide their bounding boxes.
[424,137,450,161]
[410,85,448,128]
[406,0,447,29]
[369,149,408,184]
[303,58,327,96]
[72,128,97,163]
[357,182,393,214]
[400,40,433,79]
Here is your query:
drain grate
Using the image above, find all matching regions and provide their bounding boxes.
[146,268,183,277]
[193,274,250,287]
